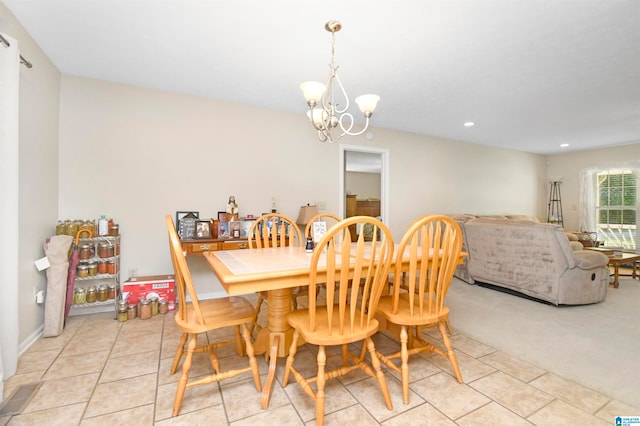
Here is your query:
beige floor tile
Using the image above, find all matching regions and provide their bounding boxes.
[529,372,610,414]
[80,404,154,425]
[383,352,442,384]
[15,349,60,374]
[59,331,118,357]
[426,350,496,383]
[22,373,99,413]
[456,401,532,425]
[229,404,304,426]
[479,350,546,382]
[527,399,609,425]
[118,314,165,336]
[470,371,554,417]
[25,333,74,353]
[84,373,156,418]
[596,399,640,422]
[222,375,290,423]
[155,375,223,421]
[284,374,359,423]
[381,401,457,425]
[110,331,162,358]
[156,405,229,425]
[43,350,109,380]
[349,375,423,423]
[323,404,381,425]
[411,371,490,420]
[99,350,160,383]
[5,401,86,425]
[448,334,496,358]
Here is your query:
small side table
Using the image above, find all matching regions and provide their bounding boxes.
[588,250,640,288]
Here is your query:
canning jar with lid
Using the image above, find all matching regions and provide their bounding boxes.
[139,299,152,320]
[106,260,117,274]
[97,285,108,302]
[109,224,119,236]
[117,305,128,322]
[107,284,116,299]
[79,244,94,260]
[127,304,137,320]
[73,287,86,305]
[159,299,169,314]
[76,264,89,278]
[87,260,98,276]
[98,242,114,258]
[86,286,97,303]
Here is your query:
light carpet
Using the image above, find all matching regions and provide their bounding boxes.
[446,276,640,408]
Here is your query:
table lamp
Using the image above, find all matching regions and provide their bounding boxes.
[296,204,319,230]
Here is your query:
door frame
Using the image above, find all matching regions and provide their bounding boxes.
[339,144,389,224]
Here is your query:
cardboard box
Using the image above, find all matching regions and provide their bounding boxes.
[122,274,176,310]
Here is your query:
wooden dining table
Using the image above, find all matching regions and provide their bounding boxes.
[203,245,466,409]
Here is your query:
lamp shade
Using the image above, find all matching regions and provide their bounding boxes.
[296,204,319,227]
[355,94,380,115]
[300,81,326,104]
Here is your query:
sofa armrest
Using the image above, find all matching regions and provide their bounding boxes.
[572,250,609,269]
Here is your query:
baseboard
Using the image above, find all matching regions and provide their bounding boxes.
[18,323,44,357]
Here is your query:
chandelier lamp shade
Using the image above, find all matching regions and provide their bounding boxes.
[300,20,380,143]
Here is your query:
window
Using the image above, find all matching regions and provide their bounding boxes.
[596,170,638,250]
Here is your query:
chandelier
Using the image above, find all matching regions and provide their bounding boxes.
[300,20,380,143]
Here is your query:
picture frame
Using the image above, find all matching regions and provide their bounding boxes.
[241,221,253,238]
[176,211,199,239]
[195,220,211,239]
[229,221,241,239]
[218,221,230,238]
[218,211,228,222]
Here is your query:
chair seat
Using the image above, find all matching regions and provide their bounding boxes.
[376,294,450,326]
[287,306,379,346]
[174,296,256,335]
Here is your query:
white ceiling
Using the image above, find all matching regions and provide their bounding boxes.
[4,0,640,155]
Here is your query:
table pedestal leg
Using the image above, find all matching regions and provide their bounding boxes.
[259,288,295,409]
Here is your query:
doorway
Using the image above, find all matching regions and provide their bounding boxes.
[339,145,389,224]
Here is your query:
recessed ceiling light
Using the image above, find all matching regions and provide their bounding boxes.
[464,122,475,127]
[560,143,569,148]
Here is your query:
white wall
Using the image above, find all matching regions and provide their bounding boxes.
[346,171,380,199]
[546,143,640,231]
[59,76,548,297]
[1,3,60,359]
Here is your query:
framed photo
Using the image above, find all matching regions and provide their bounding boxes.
[218,221,230,238]
[229,221,241,239]
[218,211,228,222]
[195,220,211,239]
[241,221,253,238]
[176,211,199,239]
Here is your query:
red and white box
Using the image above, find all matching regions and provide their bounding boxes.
[122,274,176,310]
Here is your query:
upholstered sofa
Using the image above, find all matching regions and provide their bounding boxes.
[449,215,610,305]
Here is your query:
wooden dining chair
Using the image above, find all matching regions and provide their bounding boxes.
[247,213,302,328]
[375,215,464,404]
[165,215,262,417]
[298,213,343,308]
[282,216,394,425]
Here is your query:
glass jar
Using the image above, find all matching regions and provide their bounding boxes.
[97,260,107,274]
[98,242,114,258]
[107,284,116,300]
[55,221,65,235]
[87,260,98,276]
[79,244,93,260]
[117,305,128,322]
[86,286,97,303]
[97,285,108,302]
[73,287,86,305]
[127,304,137,320]
[148,296,159,316]
[106,260,117,274]
[114,242,120,256]
[109,224,119,236]
[76,264,89,278]
[158,299,169,314]
[139,299,152,320]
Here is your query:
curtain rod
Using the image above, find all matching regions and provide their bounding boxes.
[0,34,32,68]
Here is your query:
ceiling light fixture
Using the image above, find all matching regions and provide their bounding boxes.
[300,20,380,143]
[560,143,570,148]
[464,122,475,127]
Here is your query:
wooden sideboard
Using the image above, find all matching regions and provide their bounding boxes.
[181,238,249,256]
[346,194,381,218]
[181,236,292,256]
